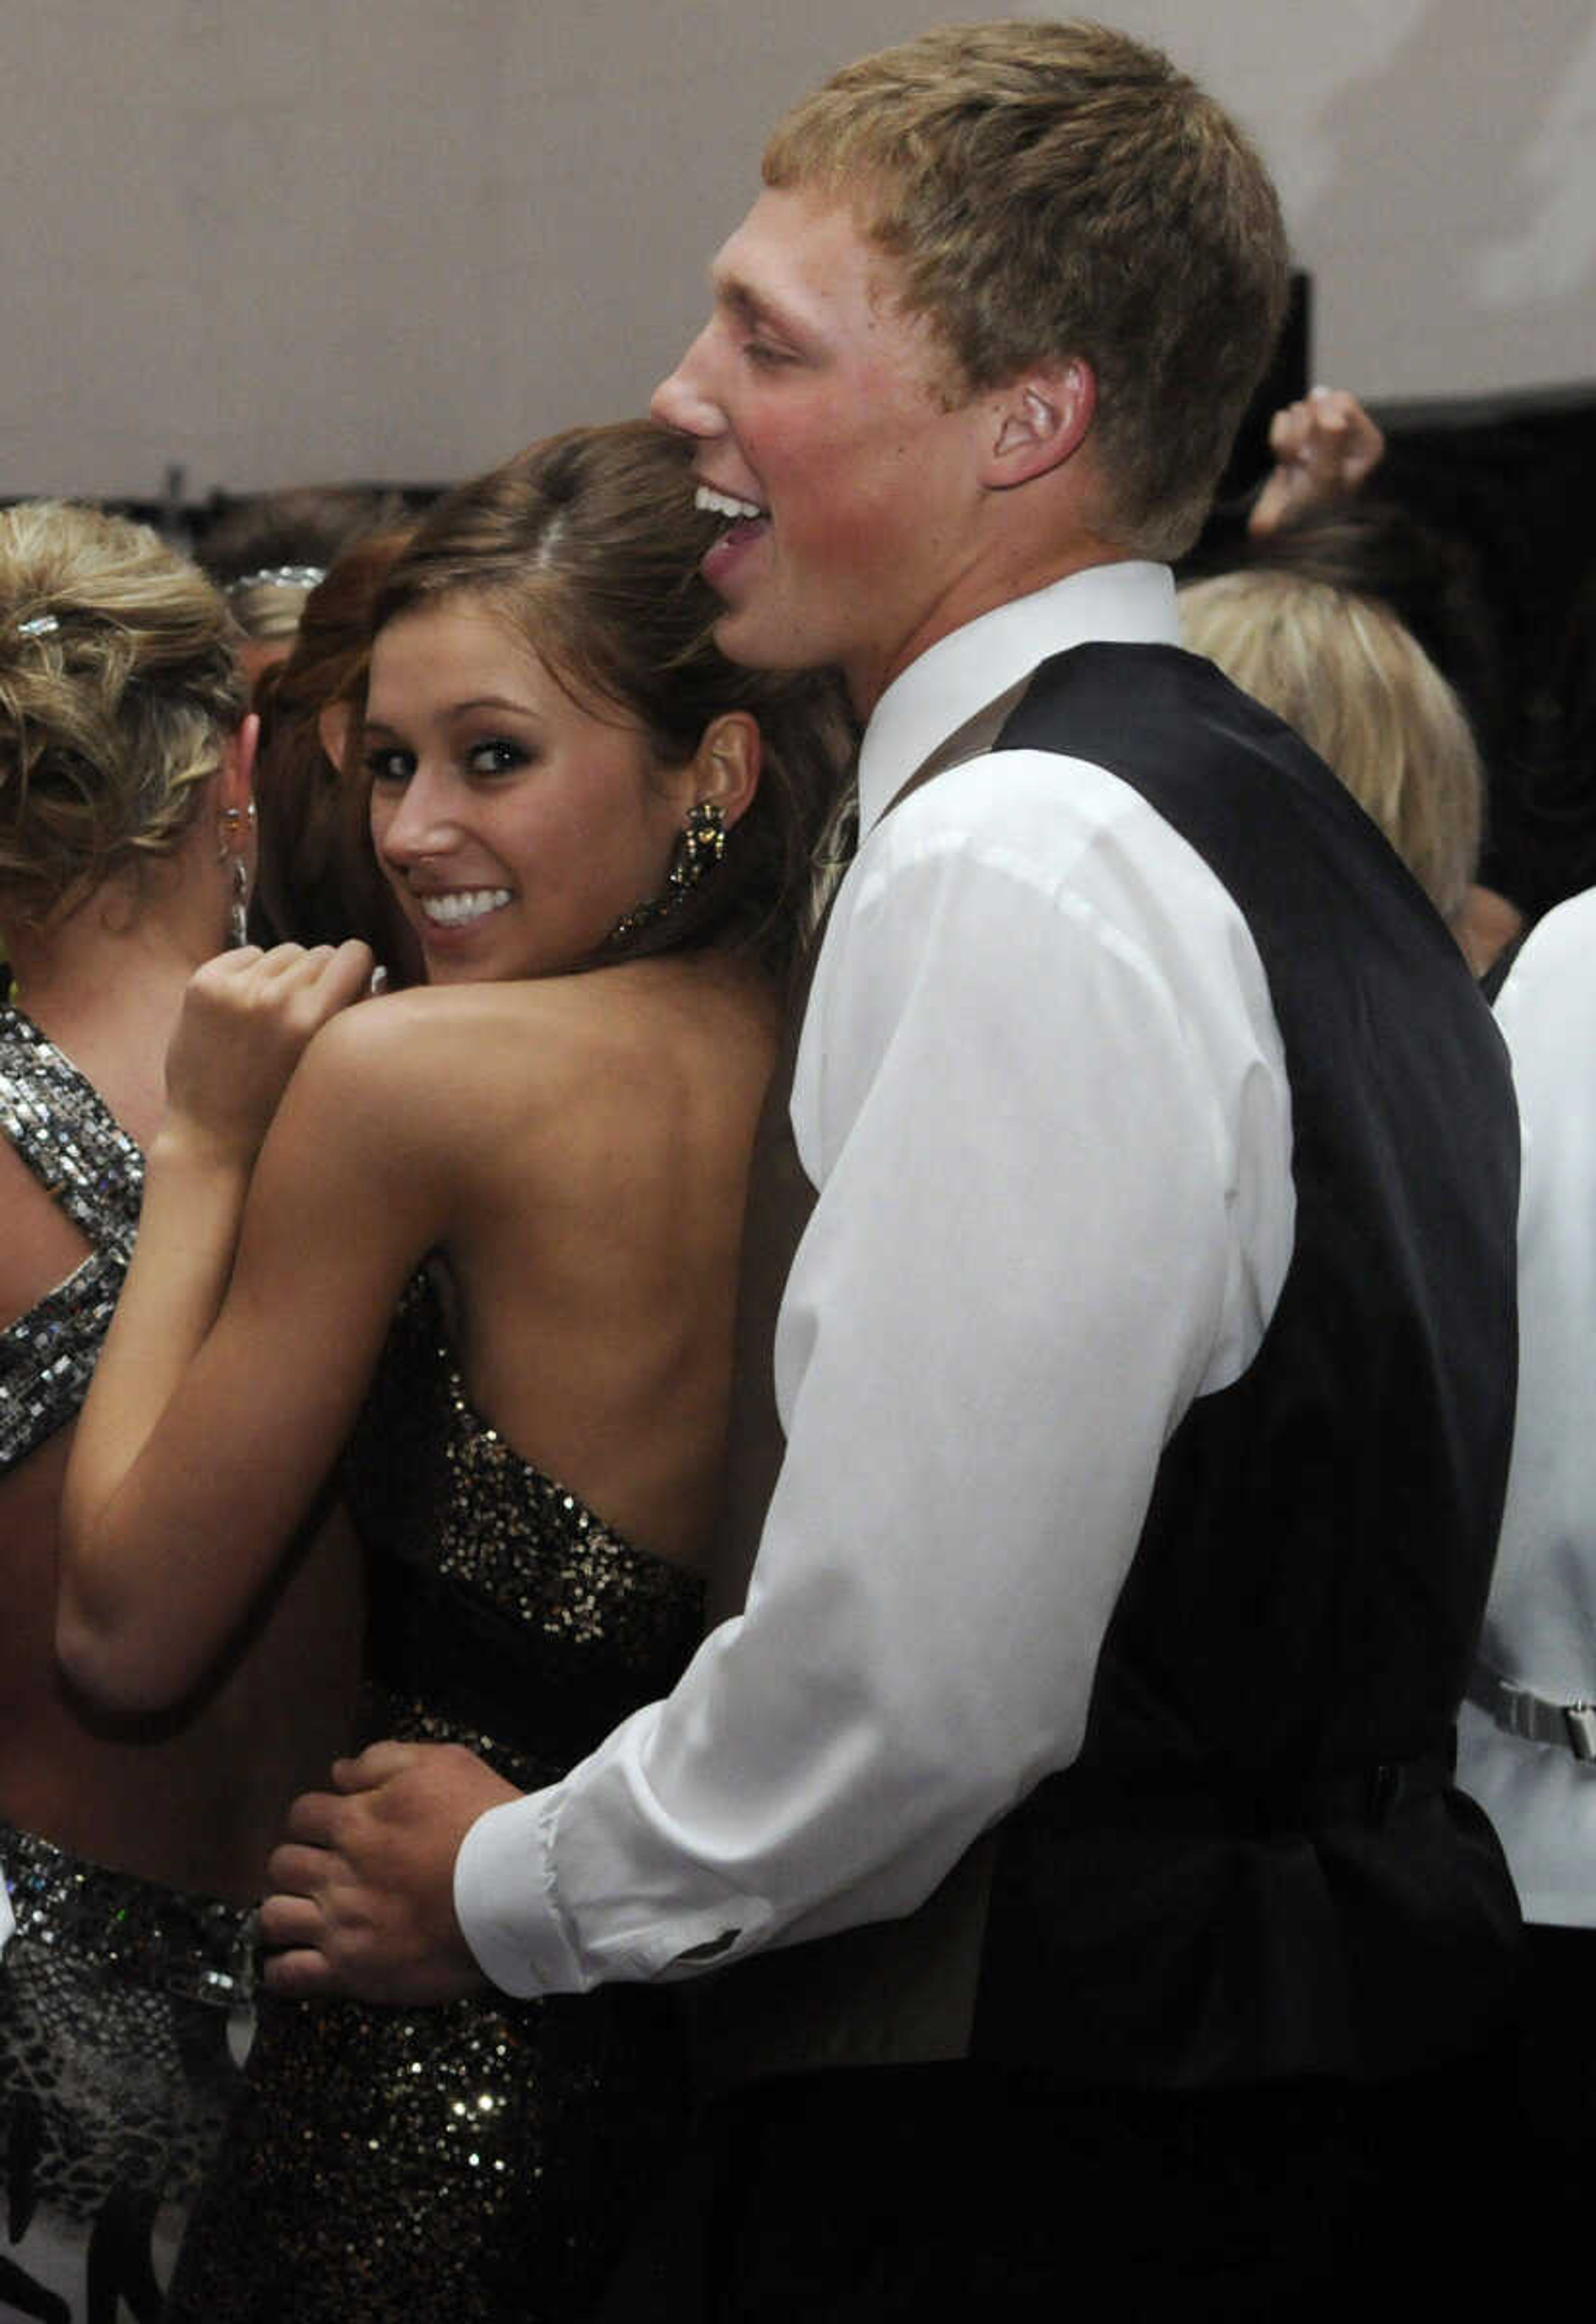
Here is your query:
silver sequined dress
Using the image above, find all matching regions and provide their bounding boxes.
[0,1002,141,1467]
[0,1004,252,2322]
[166,1271,705,2324]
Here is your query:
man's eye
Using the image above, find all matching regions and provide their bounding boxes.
[742,339,793,369]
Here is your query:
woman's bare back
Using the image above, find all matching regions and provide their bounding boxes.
[389,949,781,1572]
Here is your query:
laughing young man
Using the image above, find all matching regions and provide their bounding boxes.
[265,23,1519,2312]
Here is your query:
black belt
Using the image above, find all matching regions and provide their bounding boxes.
[365,1556,660,1779]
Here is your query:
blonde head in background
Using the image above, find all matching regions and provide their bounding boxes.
[1179,566,1483,928]
[0,501,242,931]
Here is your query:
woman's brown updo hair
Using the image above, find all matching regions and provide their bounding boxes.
[0,502,243,929]
[371,423,852,975]
[248,527,417,963]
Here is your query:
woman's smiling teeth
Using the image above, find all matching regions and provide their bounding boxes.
[416,887,512,927]
[696,485,764,520]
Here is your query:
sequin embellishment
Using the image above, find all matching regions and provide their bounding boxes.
[0,1005,143,1470]
[0,1822,251,2308]
[165,1273,704,2324]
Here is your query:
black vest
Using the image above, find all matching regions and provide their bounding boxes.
[700,642,1520,2092]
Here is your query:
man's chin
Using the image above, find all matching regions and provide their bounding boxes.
[712,601,822,675]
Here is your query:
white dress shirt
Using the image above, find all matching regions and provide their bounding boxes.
[455,561,1296,1997]
[1457,889,1596,1925]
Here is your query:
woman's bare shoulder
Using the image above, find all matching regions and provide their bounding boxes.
[532,955,780,1118]
[288,957,778,1196]
[251,985,521,1202]
[317,959,775,1099]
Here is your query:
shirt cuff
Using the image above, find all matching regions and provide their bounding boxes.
[453,1763,783,1996]
[453,1790,584,1999]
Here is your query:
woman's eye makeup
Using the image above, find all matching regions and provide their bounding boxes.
[361,733,532,784]
[465,736,531,778]
[364,743,414,786]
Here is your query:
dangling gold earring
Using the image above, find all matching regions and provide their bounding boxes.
[671,799,727,888]
[606,800,727,946]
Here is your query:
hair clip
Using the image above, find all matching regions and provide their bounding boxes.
[17,614,59,637]
[224,566,326,596]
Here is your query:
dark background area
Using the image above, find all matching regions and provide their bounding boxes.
[1366,387,1596,916]
[1212,273,1596,919]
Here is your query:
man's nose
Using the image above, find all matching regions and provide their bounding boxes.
[651,327,724,440]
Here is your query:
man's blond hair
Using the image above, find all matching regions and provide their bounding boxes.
[764,19,1288,559]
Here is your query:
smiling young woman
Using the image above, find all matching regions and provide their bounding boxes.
[362,597,755,986]
[56,422,848,2324]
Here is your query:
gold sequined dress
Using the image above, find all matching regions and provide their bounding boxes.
[166,1273,705,2324]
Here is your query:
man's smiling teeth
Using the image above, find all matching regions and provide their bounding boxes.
[696,485,764,521]
[417,888,511,927]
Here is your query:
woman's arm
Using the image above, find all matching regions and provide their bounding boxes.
[59,946,450,1713]
[65,945,374,1507]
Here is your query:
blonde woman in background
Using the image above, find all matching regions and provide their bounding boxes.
[0,503,362,2320]
[1179,566,1487,950]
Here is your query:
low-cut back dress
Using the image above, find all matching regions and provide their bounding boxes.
[165,1270,704,2323]
[0,1004,252,2322]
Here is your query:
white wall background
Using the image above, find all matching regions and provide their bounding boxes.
[3,0,1593,500]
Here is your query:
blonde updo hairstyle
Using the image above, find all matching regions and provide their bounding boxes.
[1179,567,1483,926]
[0,501,244,930]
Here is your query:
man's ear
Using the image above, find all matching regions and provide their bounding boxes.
[678,711,761,829]
[981,358,1096,488]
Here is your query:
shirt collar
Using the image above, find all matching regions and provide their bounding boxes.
[856,561,1180,838]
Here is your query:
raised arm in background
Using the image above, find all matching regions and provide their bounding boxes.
[1249,387,1386,538]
